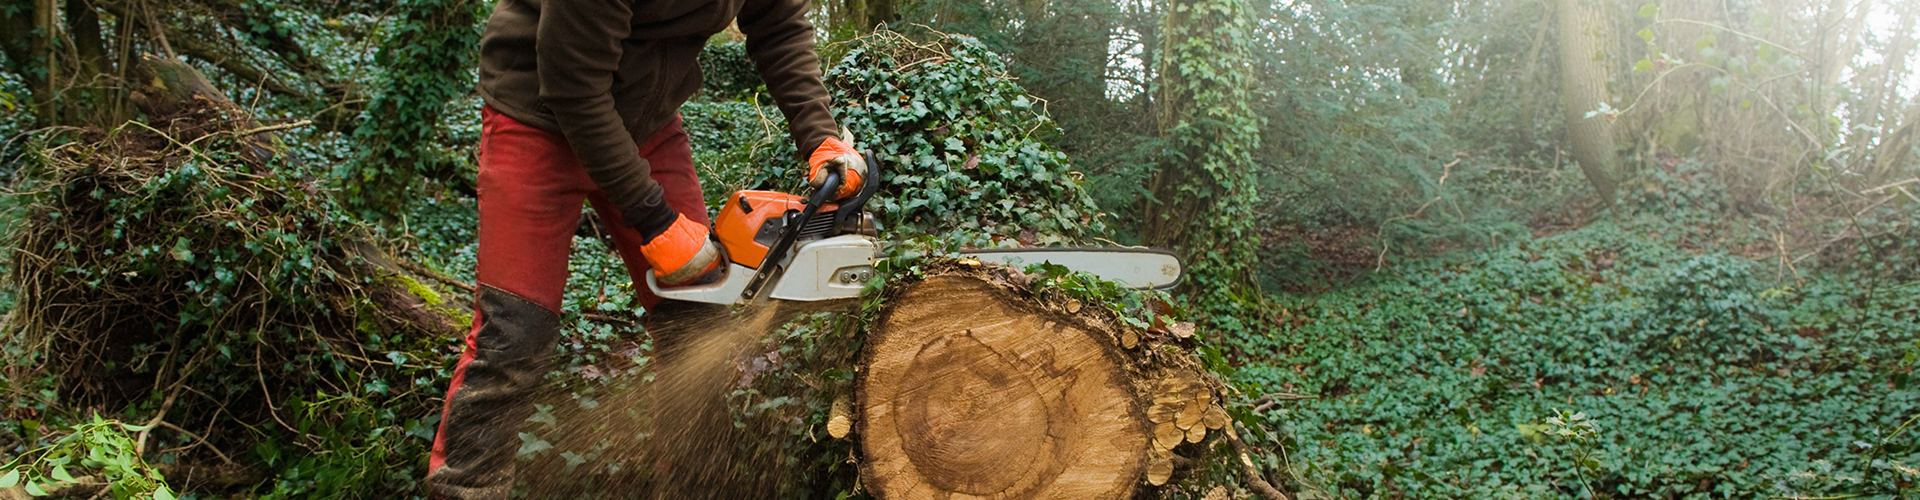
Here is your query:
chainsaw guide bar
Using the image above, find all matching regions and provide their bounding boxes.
[647,153,1183,305]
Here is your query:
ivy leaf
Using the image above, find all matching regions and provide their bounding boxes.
[1637,28,1655,42]
[170,237,195,263]
[0,469,18,488]
[1634,58,1654,73]
[516,432,553,457]
[155,487,177,500]
[1638,3,1657,18]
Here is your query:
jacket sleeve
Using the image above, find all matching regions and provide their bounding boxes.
[535,0,678,237]
[737,0,840,158]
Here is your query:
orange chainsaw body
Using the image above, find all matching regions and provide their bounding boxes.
[714,190,841,270]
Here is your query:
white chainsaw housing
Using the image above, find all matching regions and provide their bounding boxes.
[646,235,878,304]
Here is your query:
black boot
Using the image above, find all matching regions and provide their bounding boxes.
[428,286,562,500]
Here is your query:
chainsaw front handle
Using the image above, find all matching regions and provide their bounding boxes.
[738,166,846,303]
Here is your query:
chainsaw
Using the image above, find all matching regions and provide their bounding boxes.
[646,152,1184,305]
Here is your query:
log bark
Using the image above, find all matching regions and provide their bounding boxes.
[859,274,1148,500]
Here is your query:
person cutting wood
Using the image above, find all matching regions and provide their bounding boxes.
[426,0,866,497]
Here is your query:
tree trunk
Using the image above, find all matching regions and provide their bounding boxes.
[32,0,58,124]
[1871,103,1920,180]
[1814,0,1874,143]
[128,54,291,171]
[859,274,1149,499]
[1861,3,1917,181]
[1553,0,1621,204]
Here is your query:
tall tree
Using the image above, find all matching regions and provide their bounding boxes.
[1142,0,1261,294]
[338,0,486,215]
[1553,0,1622,204]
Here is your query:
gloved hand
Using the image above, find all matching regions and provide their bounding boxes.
[640,213,724,287]
[807,131,866,200]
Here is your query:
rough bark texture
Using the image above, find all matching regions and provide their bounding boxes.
[128,53,294,171]
[860,274,1149,500]
[1553,0,1621,204]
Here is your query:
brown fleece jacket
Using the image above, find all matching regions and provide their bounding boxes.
[477,0,839,238]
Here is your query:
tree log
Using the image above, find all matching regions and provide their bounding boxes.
[860,274,1148,500]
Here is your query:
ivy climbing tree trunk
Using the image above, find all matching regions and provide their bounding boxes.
[341,0,485,215]
[1140,0,1262,294]
[1553,0,1622,204]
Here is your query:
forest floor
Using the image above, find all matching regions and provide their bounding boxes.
[396,190,1920,499]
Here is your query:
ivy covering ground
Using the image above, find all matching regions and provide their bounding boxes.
[1230,213,1920,499]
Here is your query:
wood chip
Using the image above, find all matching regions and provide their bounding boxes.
[1160,374,1196,398]
[1169,321,1195,339]
[1146,451,1174,486]
[1185,423,1206,443]
[958,258,981,266]
[1148,402,1179,424]
[1154,422,1182,451]
[1202,404,1229,430]
[1204,485,1230,500]
[1120,330,1138,349]
[1177,400,1204,429]
[827,395,853,439]
[1065,299,1082,313]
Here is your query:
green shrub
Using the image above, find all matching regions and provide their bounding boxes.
[0,416,176,499]
[1232,218,1920,498]
[689,30,1109,246]
[1,120,451,499]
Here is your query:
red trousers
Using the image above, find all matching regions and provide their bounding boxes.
[427,106,708,498]
[470,106,709,313]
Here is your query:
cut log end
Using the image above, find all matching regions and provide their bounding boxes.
[860,275,1147,500]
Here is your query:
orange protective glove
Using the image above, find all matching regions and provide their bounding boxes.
[807,135,866,200]
[641,213,724,287]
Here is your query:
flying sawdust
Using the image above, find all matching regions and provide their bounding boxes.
[512,303,812,499]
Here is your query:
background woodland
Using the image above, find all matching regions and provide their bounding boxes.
[1,0,1918,498]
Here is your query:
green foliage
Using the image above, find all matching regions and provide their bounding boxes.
[1,121,448,498]
[0,416,176,500]
[687,31,1108,245]
[680,99,801,208]
[1243,0,1540,256]
[697,41,765,103]
[337,0,485,216]
[723,311,866,498]
[1231,219,1920,498]
[825,31,1108,244]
